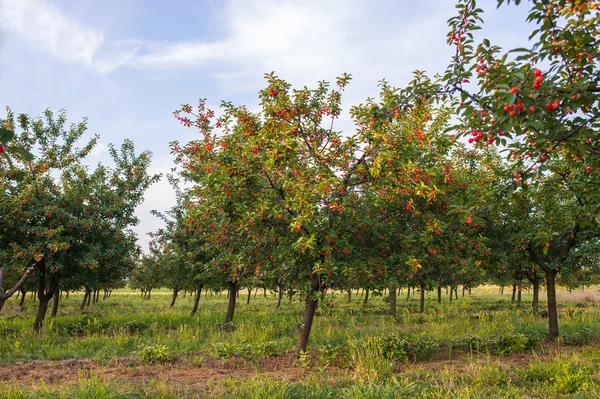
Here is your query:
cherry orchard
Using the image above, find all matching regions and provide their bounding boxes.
[439,0,600,338]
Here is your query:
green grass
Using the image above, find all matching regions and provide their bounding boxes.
[1,287,600,397]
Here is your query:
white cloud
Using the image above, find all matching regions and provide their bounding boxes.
[1,0,104,65]
[0,0,140,74]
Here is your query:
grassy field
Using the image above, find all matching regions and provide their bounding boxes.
[1,286,600,398]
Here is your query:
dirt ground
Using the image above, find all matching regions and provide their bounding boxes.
[1,343,596,391]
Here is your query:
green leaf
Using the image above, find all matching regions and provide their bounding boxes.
[543,246,548,256]
[7,146,34,161]
[0,127,15,143]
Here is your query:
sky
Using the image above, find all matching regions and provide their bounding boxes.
[0,0,534,250]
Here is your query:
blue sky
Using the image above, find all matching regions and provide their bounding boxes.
[0,0,533,249]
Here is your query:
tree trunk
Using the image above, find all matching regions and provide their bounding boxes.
[191,286,202,316]
[545,270,559,339]
[0,265,36,312]
[406,286,411,301]
[33,261,59,332]
[86,288,92,307]
[224,281,238,323]
[246,288,252,305]
[80,288,91,310]
[363,288,369,305]
[511,284,517,303]
[34,295,51,332]
[170,288,179,308]
[500,285,504,295]
[449,286,453,303]
[295,274,320,357]
[147,289,151,300]
[19,289,26,307]
[437,285,441,304]
[51,289,59,317]
[263,287,267,297]
[419,284,425,313]
[462,286,466,297]
[389,286,397,317]
[517,285,522,307]
[532,275,540,313]
[277,286,283,309]
[347,289,352,303]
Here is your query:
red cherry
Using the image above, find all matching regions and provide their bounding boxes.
[504,105,513,112]
[509,87,518,94]
[546,243,551,248]
[535,69,543,76]
[0,145,4,154]
[529,106,536,112]
[533,83,541,89]
[546,103,556,112]
[509,111,517,117]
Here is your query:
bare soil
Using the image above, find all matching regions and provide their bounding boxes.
[1,343,597,391]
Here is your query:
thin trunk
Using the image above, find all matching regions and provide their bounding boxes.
[86,288,92,307]
[406,286,411,301]
[263,287,267,297]
[277,286,283,309]
[449,287,453,303]
[225,281,238,323]
[546,270,559,339]
[347,289,352,303]
[500,285,504,295]
[532,275,540,313]
[389,286,397,317]
[517,284,522,307]
[511,284,517,303]
[469,287,472,295]
[295,274,320,357]
[462,286,466,297]
[437,285,442,304]
[246,288,252,305]
[363,288,369,305]
[51,289,59,317]
[454,287,458,300]
[80,288,91,310]
[419,284,425,313]
[170,288,179,308]
[33,261,59,332]
[19,289,26,307]
[190,286,201,316]
[147,289,151,300]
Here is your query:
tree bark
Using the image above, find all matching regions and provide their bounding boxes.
[191,286,202,316]
[454,287,458,300]
[419,283,425,313]
[437,285,441,304]
[532,275,540,313]
[517,284,522,307]
[224,281,238,323]
[511,283,517,303]
[19,289,26,307]
[347,289,352,303]
[277,285,283,309]
[406,286,411,301]
[389,285,397,317]
[80,287,91,310]
[0,265,36,312]
[170,288,179,308]
[246,288,252,305]
[33,261,59,332]
[51,289,60,317]
[363,288,369,305]
[545,270,559,338]
[295,274,320,357]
